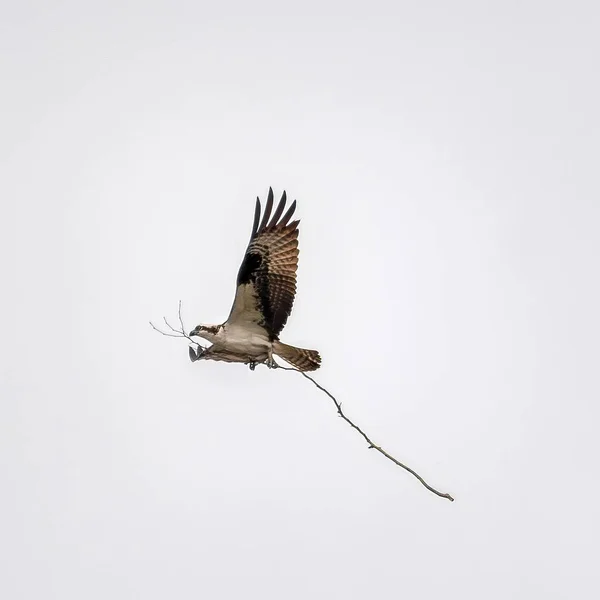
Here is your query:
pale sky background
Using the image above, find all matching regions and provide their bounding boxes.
[1,1,599,598]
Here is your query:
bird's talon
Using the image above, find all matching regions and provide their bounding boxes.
[188,346,198,362]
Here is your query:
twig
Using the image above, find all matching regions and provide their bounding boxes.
[149,320,184,339]
[177,300,186,336]
[149,301,205,349]
[151,302,454,502]
[276,364,454,502]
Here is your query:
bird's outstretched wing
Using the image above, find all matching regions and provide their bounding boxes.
[226,188,299,339]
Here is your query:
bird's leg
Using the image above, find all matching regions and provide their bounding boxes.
[265,347,276,369]
[248,361,257,371]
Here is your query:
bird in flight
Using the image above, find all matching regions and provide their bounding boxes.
[189,188,321,371]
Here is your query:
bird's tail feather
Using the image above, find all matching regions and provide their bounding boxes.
[273,341,321,371]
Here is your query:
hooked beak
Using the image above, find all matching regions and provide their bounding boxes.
[189,328,198,337]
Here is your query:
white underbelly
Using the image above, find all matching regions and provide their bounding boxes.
[220,324,270,354]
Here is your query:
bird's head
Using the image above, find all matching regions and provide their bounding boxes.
[188,324,221,341]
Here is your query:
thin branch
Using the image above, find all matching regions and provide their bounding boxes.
[150,301,206,350]
[151,302,454,502]
[149,320,185,339]
[163,317,180,334]
[177,300,186,336]
[276,364,455,502]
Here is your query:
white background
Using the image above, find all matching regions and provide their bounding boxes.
[1,1,599,598]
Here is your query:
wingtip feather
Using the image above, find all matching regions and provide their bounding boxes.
[280,200,297,227]
[251,197,261,239]
[257,188,274,232]
[267,190,287,229]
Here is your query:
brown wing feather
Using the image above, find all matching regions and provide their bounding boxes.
[227,188,300,338]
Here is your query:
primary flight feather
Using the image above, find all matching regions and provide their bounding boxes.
[189,188,321,371]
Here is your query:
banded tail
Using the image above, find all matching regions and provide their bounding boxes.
[273,341,321,371]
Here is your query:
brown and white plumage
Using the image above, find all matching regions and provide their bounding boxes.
[227,188,299,338]
[189,188,321,371]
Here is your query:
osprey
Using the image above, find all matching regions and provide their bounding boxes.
[189,188,321,371]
